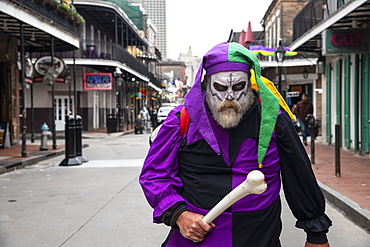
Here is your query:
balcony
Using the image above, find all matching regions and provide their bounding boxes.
[9,0,79,34]
[293,0,327,41]
[1,0,81,51]
[33,39,162,87]
[291,0,370,52]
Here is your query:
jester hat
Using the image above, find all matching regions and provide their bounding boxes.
[184,42,294,167]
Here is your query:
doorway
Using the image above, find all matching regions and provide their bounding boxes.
[54,96,74,131]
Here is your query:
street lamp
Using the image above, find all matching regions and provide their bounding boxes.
[275,40,285,93]
[114,67,124,132]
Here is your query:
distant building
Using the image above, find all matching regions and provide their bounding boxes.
[129,0,167,57]
[157,59,186,103]
[178,46,201,88]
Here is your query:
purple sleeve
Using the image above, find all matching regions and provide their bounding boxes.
[139,106,186,223]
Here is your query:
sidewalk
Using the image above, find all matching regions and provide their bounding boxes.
[303,138,370,232]
[0,132,369,232]
[0,129,134,174]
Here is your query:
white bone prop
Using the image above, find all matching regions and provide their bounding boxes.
[202,170,267,224]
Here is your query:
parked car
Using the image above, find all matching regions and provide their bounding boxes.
[157,106,176,124]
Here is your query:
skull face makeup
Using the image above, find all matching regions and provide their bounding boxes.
[206,71,254,129]
[209,71,249,102]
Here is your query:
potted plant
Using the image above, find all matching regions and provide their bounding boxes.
[45,0,57,10]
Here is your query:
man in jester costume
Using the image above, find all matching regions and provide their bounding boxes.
[139,42,331,247]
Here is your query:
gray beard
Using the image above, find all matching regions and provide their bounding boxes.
[206,89,255,129]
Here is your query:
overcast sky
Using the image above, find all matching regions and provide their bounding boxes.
[166,0,273,60]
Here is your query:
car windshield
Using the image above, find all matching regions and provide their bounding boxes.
[159,108,172,113]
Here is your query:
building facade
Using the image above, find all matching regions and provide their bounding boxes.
[178,46,201,88]
[0,0,80,151]
[290,0,370,154]
[129,0,167,57]
[25,0,162,134]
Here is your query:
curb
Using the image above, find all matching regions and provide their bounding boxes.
[0,148,66,174]
[0,131,135,174]
[318,181,370,231]
[0,144,89,175]
[82,130,134,139]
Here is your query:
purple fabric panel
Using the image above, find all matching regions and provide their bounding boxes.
[165,203,232,247]
[184,56,221,154]
[185,122,203,144]
[139,105,186,222]
[202,42,230,73]
[249,45,276,52]
[231,135,281,213]
[205,62,251,76]
[207,111,230,165]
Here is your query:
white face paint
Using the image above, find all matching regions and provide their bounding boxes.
[206,71,254,129]
[209,71,250,102]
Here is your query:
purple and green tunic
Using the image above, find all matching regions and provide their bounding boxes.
[139,42,331,247]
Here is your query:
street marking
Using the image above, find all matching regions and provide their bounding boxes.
[49,159,144,169]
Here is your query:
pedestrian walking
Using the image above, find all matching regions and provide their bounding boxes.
[296,93,314,145]
[134,114,143,134]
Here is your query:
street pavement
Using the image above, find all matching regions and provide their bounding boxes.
[0,131,369,246]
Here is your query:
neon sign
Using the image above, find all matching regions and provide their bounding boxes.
[84,73,112,90]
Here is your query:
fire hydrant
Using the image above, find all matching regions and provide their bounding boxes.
[40,122,51,151]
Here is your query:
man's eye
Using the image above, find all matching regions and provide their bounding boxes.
[213,82,228,91]
[232,81,246,91]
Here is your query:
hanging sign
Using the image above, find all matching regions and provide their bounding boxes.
[17,57,34,84]
[33,56,66,83]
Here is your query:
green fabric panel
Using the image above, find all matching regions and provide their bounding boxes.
[228,42,278,165]
[228,43,261,75]
[256,77,279,164]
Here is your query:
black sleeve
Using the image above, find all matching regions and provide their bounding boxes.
[160,202,189,230]
[276,110,332,244]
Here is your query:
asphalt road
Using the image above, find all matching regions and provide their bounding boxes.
[0,133,369,246]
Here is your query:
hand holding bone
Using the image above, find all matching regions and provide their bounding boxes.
[203,170,267,224]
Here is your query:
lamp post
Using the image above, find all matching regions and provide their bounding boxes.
[275,41,285,94]
[117,77,124,132]
[20,22,27,157]
[114,67,123,132]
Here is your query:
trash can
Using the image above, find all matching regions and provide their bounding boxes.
[107,114,117,133]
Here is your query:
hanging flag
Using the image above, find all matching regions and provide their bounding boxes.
[245,21,254,44]
[238,29,247,46]
[249,44,298,57]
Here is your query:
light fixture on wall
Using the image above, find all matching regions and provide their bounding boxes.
[2,19,8,30]
[114,67,122,77]
[30,32,36,41]
[303,68,309,79]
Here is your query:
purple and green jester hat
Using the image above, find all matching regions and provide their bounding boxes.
[184,42,294,168]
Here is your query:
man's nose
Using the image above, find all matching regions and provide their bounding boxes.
[226,90,235,100]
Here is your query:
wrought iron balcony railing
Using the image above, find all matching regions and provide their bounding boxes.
[9,0,78,34]
[33,39,162,87]
[293,0,328,41]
